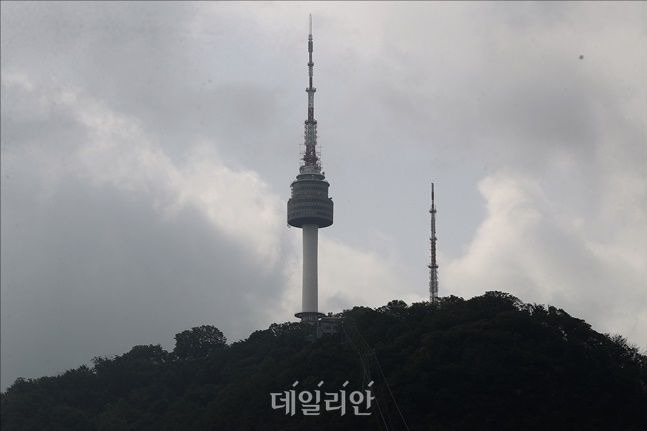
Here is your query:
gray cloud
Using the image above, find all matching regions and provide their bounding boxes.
[2,2,646,389]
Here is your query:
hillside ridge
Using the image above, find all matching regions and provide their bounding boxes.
[2,291,646,430]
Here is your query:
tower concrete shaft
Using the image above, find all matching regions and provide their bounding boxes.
[288,16,333,322]
[302,224,318,314]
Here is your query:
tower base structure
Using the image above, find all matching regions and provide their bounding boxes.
[294,311,325,322]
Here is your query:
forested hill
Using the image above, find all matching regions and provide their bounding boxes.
[2,291,646,431]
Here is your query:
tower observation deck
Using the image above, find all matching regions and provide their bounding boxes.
[287,16,333,322]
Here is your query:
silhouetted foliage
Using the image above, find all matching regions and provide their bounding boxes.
[2,293,646,430]
[173,325,227,360]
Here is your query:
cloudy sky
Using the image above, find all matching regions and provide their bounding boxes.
[1,1,645,389]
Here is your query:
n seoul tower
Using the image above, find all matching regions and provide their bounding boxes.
[287,16,334,322]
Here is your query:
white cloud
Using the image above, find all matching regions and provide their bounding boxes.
[3,77,285,266]
[1,74,408,387]
[446,171,647,348]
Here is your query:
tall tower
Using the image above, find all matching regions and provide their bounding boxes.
[288,16,334,322]
[429,183,439,303]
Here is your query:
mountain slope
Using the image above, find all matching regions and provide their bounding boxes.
[2,291,646,430]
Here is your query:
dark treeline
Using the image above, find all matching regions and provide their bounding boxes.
[2,291,646,430]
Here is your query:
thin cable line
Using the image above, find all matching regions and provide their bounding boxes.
[352,323,411,431]
[342,322,390,431]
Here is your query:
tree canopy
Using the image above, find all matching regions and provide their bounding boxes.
[173,325,227,360]
[2,291,646,430]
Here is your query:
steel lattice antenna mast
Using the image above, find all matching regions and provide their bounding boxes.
[303,14,319,170]
[288,15,334,322]
[429,183,439,303]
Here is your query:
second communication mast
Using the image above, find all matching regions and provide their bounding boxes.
[429,183,439,303]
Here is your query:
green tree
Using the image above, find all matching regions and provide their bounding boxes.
[173,325,227,360]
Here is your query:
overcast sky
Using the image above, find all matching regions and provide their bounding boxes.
[1,1,645,389]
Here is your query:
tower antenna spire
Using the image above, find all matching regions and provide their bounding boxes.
[302,14,319,171]
[429,182,439,304]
